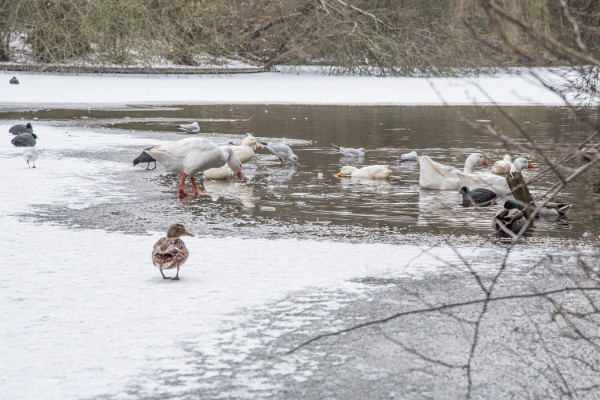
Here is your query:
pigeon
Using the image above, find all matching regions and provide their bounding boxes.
[133,148,157,170]
[174,122,200,133]
[11,133,37,147]
[331,143,367,157]
[258,140,298,166]
[9,76,19,85]
[9,123,33,135]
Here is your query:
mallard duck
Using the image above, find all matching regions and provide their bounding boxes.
[145,137,242,196]
[492,155,512,175]
[11,133,37,147]
[152,224,193,280]
[133,148,157,170]
[331,143,367,157]
[493,200,527,235]
[174,122,200,133]
[9,123,33,135]
[258,140,298,166]
[21,148,38,168]
[335,165,391,179]
[459,186,498,207]
[418,153,489,190]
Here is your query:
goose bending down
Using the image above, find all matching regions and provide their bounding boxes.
[331,143,367,157]
[204,136,260,179]
[133,148,157,170]
[419,153,489,190]
[258,140,298,166]
[399,151,418,162]
[174,122,200,133]
[152,224,193,280]
[492,155,512,175]
[22,148,39,168]
[9,123,33,135]
[146,137,242,196]
[335,165,391,179]
[459,186,498,207]
[11,133,37,147]
[493,200,527,235]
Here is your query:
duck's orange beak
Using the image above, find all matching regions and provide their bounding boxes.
[236,171,243,180]
[253,143,260,148]
[335,172,342,177]
[184,231,194,237]
[528,162,535,168]
[483,160,490,166]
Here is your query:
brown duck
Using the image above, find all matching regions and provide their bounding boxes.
[152,224,193,280]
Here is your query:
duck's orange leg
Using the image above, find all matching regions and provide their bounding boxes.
[179,173,193,196]
[190,176,209,195]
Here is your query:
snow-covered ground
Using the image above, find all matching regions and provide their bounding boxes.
[0,68,569,106]
[0,69,581,399]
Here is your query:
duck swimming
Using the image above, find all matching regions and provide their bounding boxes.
[419,153,489,190]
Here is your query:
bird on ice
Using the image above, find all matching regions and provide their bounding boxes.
[152,224,193,280]
[145,137,242,197]
[21,148,39,168]
[11,133,37,147]
[174,121,200,133]
[9,123,33,135]
[132,148,157,170]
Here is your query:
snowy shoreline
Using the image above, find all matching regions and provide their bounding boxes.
[1,68,568,107]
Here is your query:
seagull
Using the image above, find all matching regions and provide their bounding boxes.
[459,186,498,207]
[331,143,367,157]
[152,224,193,280]
[133,148,157,170]
[22,148,39,168]
[11,133,37,147]
[258,140,298,166]
[174,122,200,133]
[145,137,242,197]
[398,150,418,162]
[9,123,33,135]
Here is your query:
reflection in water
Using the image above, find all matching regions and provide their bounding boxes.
[203,179,256,209]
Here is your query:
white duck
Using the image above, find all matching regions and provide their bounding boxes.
[456,157,528,196]
[418,153,489,190]
[146,137,242,196]
[335,165,391,179]
[204,136,259,179]
[492,155,512,175]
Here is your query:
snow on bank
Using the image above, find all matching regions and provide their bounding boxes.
[0,69,568,106]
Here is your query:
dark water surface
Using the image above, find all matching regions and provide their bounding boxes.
[3,104,600,245]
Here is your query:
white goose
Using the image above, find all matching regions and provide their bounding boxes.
[418,153,489,190]
[335,165,391,179]
[456,157,529,196]
[492,155,512,175]
[204,136,259,180]
[146,137,242,196]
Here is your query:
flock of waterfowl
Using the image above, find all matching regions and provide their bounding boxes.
[8,119,572,280]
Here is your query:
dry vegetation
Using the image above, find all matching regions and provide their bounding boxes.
[1,0,600,74]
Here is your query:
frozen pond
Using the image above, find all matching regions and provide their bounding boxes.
[2,103,600,399]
